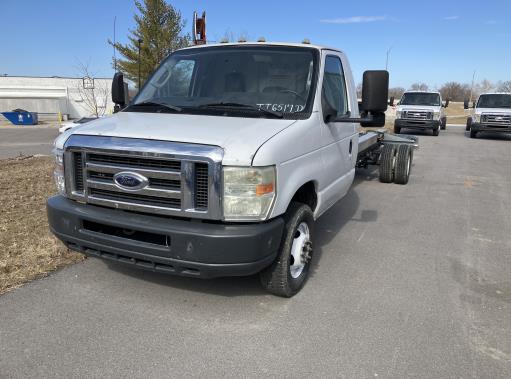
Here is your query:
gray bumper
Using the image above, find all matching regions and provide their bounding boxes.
[47,196,283,278]
[395,119,440,130]
[471,122,511,133]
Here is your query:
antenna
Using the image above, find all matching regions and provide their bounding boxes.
[193,11,207,45]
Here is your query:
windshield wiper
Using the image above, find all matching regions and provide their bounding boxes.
[127,101,183,112]
[198,102,283,118]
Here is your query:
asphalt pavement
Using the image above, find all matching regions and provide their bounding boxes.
[0,127,58,158]
[1,125,510,378]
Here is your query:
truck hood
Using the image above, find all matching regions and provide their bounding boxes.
[55,112,297,165]
[397,105,440,112]
[475,108,511,115]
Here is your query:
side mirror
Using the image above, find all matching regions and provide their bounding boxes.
[361,70,389,113]
[389,96,395,107]
[463,99,469,109]
[444,99,450,108]
[472,101,476,109]
[112,72,126,111]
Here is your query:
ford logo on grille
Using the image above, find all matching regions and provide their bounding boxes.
[113,172,149,191]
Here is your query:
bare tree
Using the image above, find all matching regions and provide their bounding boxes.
[439,82,471,101]
[410,83,429,91]
[474,79,494,97]
[75,61,109,117]
[496,81,511,93]
[389,87,405,100]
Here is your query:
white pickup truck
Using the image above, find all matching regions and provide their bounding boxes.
[465,93,511,138]
[394,91,448,136]
[48,42,417,297]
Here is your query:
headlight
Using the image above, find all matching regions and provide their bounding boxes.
[396,111,402,119]
[223,166,276,221]
[433,112,440,120]
[473,114,481,123]
[53,148,66,196]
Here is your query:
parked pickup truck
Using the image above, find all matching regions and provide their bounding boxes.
[465,93,511,138]
[394,91,448,136]
[48,42,417,297]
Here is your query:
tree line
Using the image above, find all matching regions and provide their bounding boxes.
[389,80,511,102]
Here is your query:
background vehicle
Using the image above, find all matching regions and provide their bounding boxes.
[464,93,511,138]
[59,116,101,133]
[47,42,416,297]
[394,91,448,136]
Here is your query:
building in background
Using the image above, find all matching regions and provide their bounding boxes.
[0,76,114,120]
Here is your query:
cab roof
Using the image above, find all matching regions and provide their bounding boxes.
[178,41,344,54]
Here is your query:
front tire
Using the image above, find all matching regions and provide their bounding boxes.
[466,117,472,131]
[259,202,314,297]
[470,129,478,139]
[432,127,440,136]
[394,125,401,134]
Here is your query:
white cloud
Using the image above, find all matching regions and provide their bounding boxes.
[320,15,387,24]
[444,15,459,20]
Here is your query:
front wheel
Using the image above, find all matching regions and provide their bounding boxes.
[466,118,472,131]
[470,129,478,139]
[260,202,315,297]
[440,117,447,130]
[432,127,440,136]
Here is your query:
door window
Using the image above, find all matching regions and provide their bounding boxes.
[322,56,348,118]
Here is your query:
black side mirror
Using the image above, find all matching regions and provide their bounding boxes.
[444,99,450,108]
[112,72,126,111]
[472,101,476,109]
[361,70,389,113]
[463,99,469,109]
[389,96,395,107]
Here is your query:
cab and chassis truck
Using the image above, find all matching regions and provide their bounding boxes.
[48,42,417,297]
[394,91,448,136]
[465,93,511,138]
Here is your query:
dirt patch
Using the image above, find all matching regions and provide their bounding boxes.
[0,156,84,294]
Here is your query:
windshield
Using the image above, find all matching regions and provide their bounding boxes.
[400,93,441,106]
[131,45,318,119]
[476,94,511,109]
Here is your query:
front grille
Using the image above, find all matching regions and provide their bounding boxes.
[482,114,511,126]
[64,136,222,220]
[403,111,432,120]
[88,153,181,171]
[73,152,84,191]
[195,163,209,209]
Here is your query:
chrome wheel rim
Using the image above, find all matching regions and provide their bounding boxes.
[289,222,312,279]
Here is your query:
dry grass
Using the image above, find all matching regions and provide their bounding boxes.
[0,156,84,294]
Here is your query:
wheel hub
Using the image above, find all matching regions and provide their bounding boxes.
[289,222,312,278]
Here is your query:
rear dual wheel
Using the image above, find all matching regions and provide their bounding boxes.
[379,144,413,185]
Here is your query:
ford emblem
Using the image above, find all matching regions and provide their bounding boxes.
[113,172,149,191]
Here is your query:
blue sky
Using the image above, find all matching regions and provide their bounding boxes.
[1,0,510,88]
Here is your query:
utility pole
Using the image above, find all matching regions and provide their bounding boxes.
[113,16,117,72]
[385,46,393,71]
[469,70,476,104]
[137,38,143,89]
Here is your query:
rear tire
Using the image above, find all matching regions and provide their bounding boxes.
[470,129,478,139]
[432,127,440,136]
[440,117,447,130]
[259,202,314,297]
[394,144,412,185]
[379,144,396,183]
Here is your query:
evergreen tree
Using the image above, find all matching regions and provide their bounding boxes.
[110,0,190,87]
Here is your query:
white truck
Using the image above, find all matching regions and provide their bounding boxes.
[465,93,511,138]
[48,42,417,297]
[394,91,448,136]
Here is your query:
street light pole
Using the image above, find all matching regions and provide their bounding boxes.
[385,46,393,71]
[469,70,476,104]
[138,38,143,89]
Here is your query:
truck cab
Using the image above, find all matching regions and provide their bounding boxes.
[465,93,511,138]
[47,42,389,297]
[394,91,448,136]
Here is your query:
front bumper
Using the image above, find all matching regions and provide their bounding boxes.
[47,196,284,278]
[395,119,440,130]
[471,122,511,133]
